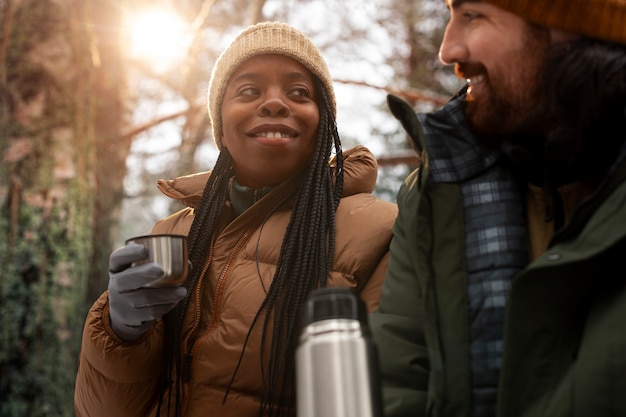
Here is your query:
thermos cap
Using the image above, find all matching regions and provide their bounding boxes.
[301,287,367,327]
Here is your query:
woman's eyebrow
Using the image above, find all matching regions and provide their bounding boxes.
[230,72,260,84]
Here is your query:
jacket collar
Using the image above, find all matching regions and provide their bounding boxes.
[387,92,501,186]
[417,94,501,184]
[229,178,274,217]
[156,145,379,209]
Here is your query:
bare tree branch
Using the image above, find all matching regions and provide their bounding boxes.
[120,104,203,141]
[190,0,217,34]
[334,79,449,107]
[377,151,420,167]
[247,0,267,25]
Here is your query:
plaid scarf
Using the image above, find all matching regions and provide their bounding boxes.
[418,96,528,417]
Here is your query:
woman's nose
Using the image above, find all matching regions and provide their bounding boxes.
[258,95,289,117]
[439,21,468,65]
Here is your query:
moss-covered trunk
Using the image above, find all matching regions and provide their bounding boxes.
[0,0,127,415]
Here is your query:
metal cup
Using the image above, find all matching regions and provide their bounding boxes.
[125,234,189,287]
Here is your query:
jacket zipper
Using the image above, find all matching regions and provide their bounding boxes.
[181,231,251,415]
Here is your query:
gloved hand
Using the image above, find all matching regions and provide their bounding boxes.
[108,242,188,341]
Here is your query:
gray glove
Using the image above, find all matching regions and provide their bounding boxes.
[108,242,187,341]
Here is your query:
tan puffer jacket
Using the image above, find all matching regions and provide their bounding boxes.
[74,145,398,417]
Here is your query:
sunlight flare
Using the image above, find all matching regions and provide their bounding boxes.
[124,8,190,70]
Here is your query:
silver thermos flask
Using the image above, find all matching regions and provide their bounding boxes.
[296,287,383,417]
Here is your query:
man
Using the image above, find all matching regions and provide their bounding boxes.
[370,1,626,417]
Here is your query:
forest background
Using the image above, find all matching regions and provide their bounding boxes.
[0,0,463,415]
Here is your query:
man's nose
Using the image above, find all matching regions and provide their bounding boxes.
[439,21,469,65]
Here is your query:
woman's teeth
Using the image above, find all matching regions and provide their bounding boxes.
[257,132,289,139]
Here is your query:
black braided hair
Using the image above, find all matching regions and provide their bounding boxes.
[158,77,343,417]
[250,79,343,417]
[157,149,234,417]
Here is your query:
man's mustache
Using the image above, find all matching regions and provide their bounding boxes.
[455,62,487,80]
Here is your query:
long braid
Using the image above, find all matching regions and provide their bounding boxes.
[255,81,343,416]
[158,150,234,417]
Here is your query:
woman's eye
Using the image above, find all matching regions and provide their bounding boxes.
[290,87,311,98]
[240,87,260,96]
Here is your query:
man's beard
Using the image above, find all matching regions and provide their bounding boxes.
[457,24,552,149]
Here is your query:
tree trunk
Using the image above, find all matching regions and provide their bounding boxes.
[86,0,131,303]
[0,0,127,415]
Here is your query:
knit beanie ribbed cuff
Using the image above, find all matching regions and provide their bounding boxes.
[484,0,626,45]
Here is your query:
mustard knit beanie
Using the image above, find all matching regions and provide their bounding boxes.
[483,0,626,45]
[207,21,336,150]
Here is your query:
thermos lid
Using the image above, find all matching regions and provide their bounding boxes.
[301,287,367,327]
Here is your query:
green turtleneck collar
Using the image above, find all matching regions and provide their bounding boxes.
[229,177,275,217]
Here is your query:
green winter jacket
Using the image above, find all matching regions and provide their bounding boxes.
[370,94,626,417]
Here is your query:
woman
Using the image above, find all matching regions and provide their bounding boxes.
[74,21,397,417]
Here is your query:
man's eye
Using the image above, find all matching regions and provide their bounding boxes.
[462,11,481,21]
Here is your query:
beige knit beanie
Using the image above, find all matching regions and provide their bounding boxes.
[207,21,336,150]
[483,0,626,45]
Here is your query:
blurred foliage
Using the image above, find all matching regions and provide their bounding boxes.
[0,199,86,417]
